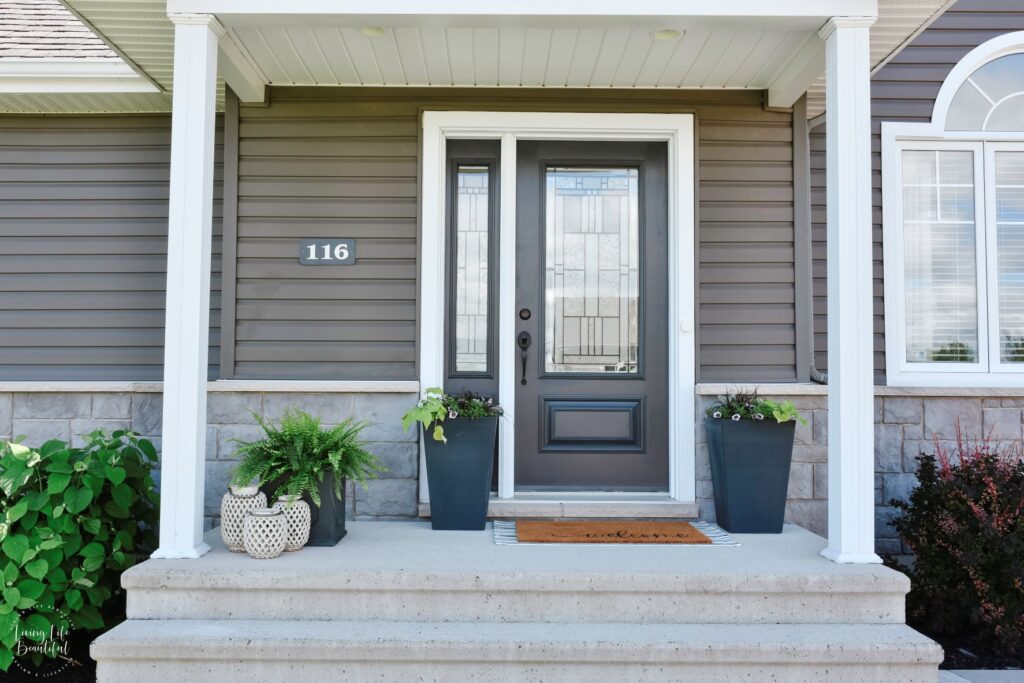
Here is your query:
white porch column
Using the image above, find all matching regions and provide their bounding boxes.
[152,14,220,559]
[821,16,881,564]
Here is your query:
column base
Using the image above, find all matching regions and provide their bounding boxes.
[821,546,882,564]
[151,542,211,560]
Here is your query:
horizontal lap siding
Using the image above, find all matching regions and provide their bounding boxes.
[811,0,1024,383]
[0,116,223,380]
[235,88,796,381]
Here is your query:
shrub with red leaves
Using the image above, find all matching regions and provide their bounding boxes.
[891,423,1024,656]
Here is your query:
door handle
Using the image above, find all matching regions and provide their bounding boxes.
[517,331,531,385]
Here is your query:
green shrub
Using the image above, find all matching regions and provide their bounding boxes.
[0,431,159,671]
[890,427,1024,655]
[231,411,384,506]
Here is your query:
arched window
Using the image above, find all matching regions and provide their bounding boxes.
[882,32,1024,387]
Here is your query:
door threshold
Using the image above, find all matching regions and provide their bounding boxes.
[418,494,699,520]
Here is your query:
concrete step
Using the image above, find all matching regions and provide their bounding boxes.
[418,494,700,519]
[92,619,943,683]
[123,524,909,625]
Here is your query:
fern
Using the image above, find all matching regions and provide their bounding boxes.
[230,410,386,506]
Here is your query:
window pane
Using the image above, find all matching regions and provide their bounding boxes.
[544,167,639,374]
[946,53,1024,132]
[996,151,1024,363]
[902,150,980,363]
[454,166,490,373]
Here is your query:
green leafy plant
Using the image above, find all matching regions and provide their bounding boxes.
[930,341,976,362]
[1002,335,1024,363]
[231,411,384,506]
[705,388,807,425]
[0,431,159,672]
[401,388,503,443]
[890,424,1024,658]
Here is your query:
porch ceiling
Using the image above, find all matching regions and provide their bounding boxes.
[0,0,947,114]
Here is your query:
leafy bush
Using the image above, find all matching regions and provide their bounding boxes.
[0,431,159,672]
[231,411,384,506]
[705,388,806,425]
[890,426,1024,655]
[929,341,976,362]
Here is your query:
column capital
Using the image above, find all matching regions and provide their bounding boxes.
[819,16,877,40]
[167,12,225,36]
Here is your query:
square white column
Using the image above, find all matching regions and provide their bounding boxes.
[821,16,881,564]
[152,14,220,559]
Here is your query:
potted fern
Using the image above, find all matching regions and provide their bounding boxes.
[231,410,384,546]
[704,389,806,533]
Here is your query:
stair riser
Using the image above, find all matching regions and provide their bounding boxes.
[97,660,939,683]
[127,588,906,624]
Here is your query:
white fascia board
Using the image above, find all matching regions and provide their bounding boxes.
[0,60,159,93]
[767,33,826,108]
[217,32,266,102]
[168,0,876,20]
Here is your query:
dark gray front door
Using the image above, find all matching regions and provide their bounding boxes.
[515,141,669,490]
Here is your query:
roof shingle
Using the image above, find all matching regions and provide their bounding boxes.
[0,0,117,59]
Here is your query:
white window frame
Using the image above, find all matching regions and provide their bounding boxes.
[419,111,696,504]
[882,32,1024,388]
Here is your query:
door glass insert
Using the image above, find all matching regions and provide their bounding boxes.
[544,167,640,374]
[454,165,490,373]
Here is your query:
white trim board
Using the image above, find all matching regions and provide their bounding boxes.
[0,380,419,394]
[0,60,158,93]
[419,111,697,505]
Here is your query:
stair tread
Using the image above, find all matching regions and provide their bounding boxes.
[93,620,943,664]
[122,522,909,595]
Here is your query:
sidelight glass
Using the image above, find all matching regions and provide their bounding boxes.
[544,166,640,374]
[453,165,490,373]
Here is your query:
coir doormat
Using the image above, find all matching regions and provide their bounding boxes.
[514,520,712,544]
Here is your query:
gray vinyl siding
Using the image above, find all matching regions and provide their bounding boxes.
[229,87,797,382]
[810,0,1024,383]
[0,116,222,380]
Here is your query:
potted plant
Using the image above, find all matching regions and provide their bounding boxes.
[402,388,502,530]
[230,410,384,546]
[704,389,806,533]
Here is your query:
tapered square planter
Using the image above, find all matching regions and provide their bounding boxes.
[262,471,346,546]
[423,417,498,531]
[705,418,795,533]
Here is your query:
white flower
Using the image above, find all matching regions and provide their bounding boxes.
[448,409,459,419]
[712,411,722,419]
[753,413,765,421]
[731,414,741,421]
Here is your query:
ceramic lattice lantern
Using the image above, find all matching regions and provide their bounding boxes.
[272,495,312,551]
[243,507,288,559]
[220,485,267,552]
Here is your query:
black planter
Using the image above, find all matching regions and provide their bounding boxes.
[423,417,498,531]
[262,470,347,546]
[705,418,796,533]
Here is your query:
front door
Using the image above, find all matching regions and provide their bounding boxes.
[514,141,669,490]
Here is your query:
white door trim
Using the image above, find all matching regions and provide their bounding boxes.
[419,111,696,505]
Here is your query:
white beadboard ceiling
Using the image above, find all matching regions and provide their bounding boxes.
[229,24,811,90]
[0,0,949,114]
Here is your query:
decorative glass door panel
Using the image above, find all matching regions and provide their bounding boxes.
[544,167,640,374]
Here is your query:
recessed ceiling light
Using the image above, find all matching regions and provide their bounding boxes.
[651,29,683,41]
[360,26,387,37]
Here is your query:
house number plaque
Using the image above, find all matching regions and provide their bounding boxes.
[299,239,356,265]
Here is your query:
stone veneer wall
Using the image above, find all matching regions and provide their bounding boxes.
[697,390,1024,554]
[3,387,1019,550]
[0,390,420,529]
